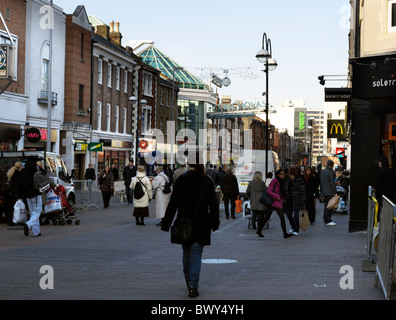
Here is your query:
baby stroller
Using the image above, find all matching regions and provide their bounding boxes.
[42,185,80,225]
[243,199,269,229]
[334,186,348,215]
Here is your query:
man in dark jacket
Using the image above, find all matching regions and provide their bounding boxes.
[84,164,96,181]
[161,161,220,298]
[123,160,137,205]
[20,156,43,237]
[220,166,239,219]
[320,160,337,226]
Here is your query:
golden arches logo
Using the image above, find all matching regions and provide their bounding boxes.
[330,123,344,135]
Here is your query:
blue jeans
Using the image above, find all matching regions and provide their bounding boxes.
[182,242,203,289]
[286,208,300,233]
[26,196,42,236]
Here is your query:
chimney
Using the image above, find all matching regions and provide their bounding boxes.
[95,24,110,39]
[109,21,122,47]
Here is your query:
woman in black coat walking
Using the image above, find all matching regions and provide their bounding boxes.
[161,159,220,298]
[303,167,317,224]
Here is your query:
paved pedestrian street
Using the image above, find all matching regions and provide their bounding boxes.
[0,199,384,304]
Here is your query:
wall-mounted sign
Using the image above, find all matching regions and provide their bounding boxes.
[351,55,396,99]
[88,142,102,152]
[325,88,352,102]
[327,120,346,139]
[25,127,41,143]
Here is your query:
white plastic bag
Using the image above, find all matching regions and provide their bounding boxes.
[13,199,28,224]
[44,189,62,213]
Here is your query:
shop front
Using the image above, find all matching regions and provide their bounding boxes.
[97,139,132,181]
[349,54,396,232]
[0,124,22,151]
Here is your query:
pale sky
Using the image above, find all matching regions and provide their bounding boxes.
[55,0,350,110]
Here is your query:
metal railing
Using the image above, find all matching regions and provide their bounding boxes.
[73,180,100,211]
[375,195,396,300]
[363,186,377,271]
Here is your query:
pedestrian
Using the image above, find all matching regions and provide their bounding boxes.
[340,171,350,204]
[260,169,292,238]
[84,163,96,181]
[5,162,23,225]
[130,166,152,226]
[220,166,239,219]
[373,156,396,219]
[98,165,114,209]
[284,166,306,236]
[206,164,216,181]
[123,160,137,206]
[161,155,220,298]
[320,160,337,226]
[163,164,174,185]
[111,163,119,181]
[246,171,266,231]
[20,156,44,237]
[303,167,317,224]
[173,164,187,182]
[214,166,225,186]
[264,172,273,187]
[152,165,171,226]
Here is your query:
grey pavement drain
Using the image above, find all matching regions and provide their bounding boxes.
[202,259,238,264]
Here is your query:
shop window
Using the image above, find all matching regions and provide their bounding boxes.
[389,0,396,31]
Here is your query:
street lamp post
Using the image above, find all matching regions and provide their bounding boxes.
[256,32,277,177]
[129,96,147,165]
[170,67,183,170]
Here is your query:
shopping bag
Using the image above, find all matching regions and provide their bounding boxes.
[13,199,28,224]
[235,196,243,213]
[300,209,310,231]
[326,195,340,210]
[44,189,62,213]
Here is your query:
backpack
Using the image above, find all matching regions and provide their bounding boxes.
[33,166,51,193]
[133,177,146,200]
[160,174,172,194]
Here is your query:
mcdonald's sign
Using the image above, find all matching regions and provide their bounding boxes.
[327,120,346,139]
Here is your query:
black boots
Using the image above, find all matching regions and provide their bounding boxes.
[188,287,199,298]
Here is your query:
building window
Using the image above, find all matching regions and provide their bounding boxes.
[97,101,102,131]
[143,73,152,96]
[390,0,396,31]
[142,106,152,133]
[115,105,119,132]
[80,33,84,61]
[116,66,120,90]
[107,63,112,87]
[124,69,128,93]
[123,107,127,133]
[42,59,49,91]
[107,103,111,131]
[5,8,10,20]
[79,84,84,112]
[98,59,103,84]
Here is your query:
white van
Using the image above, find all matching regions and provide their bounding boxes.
[0,151,75,206]
[234,149,280,196]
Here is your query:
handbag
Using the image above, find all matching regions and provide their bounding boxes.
[259,182,276,207]
[326,195,340,210]
[170,183,206,244]
[300,209,310,231]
